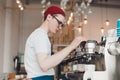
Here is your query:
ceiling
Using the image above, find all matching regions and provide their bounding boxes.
[91,0,120,8]
[23,0,120,8]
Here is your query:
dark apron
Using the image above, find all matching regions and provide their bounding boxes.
[32,75,54,80]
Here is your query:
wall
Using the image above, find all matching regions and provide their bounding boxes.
[19,5,43,53]
[83,7,120,42]
[0,0,6,73]
[0,0,20,73]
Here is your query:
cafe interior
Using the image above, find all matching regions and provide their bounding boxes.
[0,0,120,80]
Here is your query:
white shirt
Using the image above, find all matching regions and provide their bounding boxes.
[24,28,54,78]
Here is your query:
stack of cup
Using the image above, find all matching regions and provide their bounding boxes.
[117,19,120,37]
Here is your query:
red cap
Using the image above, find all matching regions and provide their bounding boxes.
[44,5,65,19]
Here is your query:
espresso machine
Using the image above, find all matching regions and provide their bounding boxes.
[56,29,120,80]
[84,19,120,80]
[90,29,120,80]
[56,39,106,80]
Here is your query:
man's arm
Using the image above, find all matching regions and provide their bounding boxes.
[37,36,83,72]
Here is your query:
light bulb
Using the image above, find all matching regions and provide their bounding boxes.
[78,26,82,33]
[106,19,110,26]
[101,27,104,35]
[20,7,24,11]
[84,18,87,24]
[70,12,73,17]
[18,4,22,8]
[16,0,20,4]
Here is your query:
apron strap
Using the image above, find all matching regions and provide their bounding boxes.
[32,75,54,80]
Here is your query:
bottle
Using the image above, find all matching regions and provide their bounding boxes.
[117,19,120,37]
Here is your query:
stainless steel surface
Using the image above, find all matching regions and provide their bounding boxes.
[107,37,120,55]
[85,40,97,53]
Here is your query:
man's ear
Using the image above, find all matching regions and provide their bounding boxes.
[46,14,52,20]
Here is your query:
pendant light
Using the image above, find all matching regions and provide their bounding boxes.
[100,1,104,36]
[105,0,110,26]
[101,27,104,35]
[83,15,88,24]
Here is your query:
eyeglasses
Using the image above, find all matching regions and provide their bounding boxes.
[52,15,65,29]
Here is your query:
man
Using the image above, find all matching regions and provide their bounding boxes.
[24,5,84,80]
